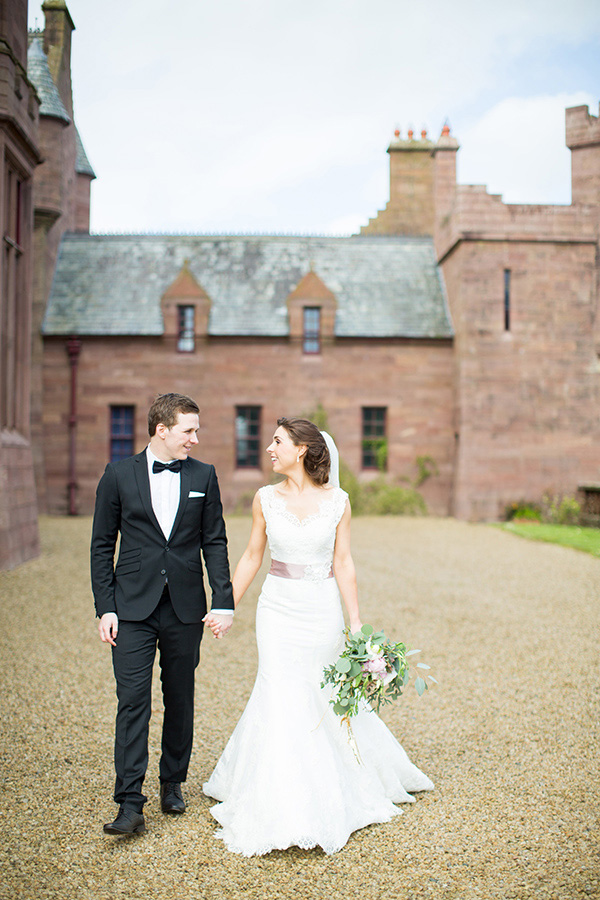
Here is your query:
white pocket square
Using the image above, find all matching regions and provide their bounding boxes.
[188,491,205,498]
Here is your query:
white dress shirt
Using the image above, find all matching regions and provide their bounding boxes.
[146,446,233,616]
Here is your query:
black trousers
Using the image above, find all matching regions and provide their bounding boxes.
[111,586,204,811]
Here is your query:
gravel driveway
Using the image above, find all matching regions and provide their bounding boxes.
[0,515,598,900]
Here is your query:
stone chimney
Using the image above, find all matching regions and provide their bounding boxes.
[361,127,435,235]
[42,0,75,118]
[432,122,459,256]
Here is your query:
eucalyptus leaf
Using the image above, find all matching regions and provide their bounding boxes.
[406,649,421,657]
[415,676,426,696]
[428,675,438,684]
[335,657,352,674]
[416,663,431,670]
[361,624,374,636]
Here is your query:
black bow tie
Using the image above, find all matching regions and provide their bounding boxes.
[152,459,182,474]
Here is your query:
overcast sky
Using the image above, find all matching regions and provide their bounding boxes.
[29,0,600,235]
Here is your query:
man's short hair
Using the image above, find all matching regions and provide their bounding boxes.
[148,393,200,436]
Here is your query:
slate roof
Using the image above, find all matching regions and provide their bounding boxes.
[42,234,453,339]
[75,127,95,178]
[27,36,70,123]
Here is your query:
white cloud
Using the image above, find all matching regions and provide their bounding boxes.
[457,92,597,205]
[28,0,599,232]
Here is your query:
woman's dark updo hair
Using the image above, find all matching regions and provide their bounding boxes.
[277,417,331,486]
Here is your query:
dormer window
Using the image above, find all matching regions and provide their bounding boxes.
[178,305,195,352]
[303,307,321,354]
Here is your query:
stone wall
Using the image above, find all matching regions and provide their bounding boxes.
[0,0,41,568]
[41,335,455,516]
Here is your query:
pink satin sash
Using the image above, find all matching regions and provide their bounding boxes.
[269,559,334,580]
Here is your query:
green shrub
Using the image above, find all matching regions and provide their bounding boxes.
[506,502,542,522]
[340,473,426,516]
[542,493,581,526]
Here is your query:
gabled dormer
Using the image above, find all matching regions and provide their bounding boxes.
[287,269,337,353]
[161,260,211,352]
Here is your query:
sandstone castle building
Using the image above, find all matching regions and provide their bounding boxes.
[1,0,599,568]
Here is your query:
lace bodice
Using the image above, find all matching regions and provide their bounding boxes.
[259,484,348,577]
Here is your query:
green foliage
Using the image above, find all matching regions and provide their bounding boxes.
[322,624,435,718]
[505,501,542,522]
[375,439,388,473]
[506,494,581,526]
[541,493,581,526]
[414,454,439,488]
[358,477,427,516]
[498,522,600,557]
[301,402,329,431]
[292,403,435,517]
[339,459,362,509]
[361,437,388,472]
[340,460,431,516]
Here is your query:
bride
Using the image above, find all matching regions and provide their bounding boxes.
[203,417,433,855]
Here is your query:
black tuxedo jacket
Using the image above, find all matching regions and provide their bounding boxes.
[90,450,234,623]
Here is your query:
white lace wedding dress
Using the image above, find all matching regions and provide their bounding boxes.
[203,484,433,856]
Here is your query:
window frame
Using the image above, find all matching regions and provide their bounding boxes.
[235,405,262,469]
[361,406,387,470]
[109,405,135,463]
[302,306,321,354]
[177,304,196,353]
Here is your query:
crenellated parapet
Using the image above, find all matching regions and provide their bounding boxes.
[566,103,600,209]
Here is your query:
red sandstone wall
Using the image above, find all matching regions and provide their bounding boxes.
[442,239,599,520]
[41,336,455,517]
[0,0,41,568]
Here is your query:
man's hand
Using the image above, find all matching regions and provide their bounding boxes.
[202,613,233,640]
[99,613,119,646]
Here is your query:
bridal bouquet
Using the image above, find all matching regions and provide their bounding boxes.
[321,624,435,719]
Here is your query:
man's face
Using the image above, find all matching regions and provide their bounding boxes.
[158,412,200,460]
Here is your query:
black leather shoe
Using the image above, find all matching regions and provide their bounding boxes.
[160,782,186,814]
[103,807,145,835]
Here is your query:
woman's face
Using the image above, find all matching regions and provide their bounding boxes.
[267,426,304,475]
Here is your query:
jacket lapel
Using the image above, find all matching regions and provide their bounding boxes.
[169,458,192,539]
[133,450,164,536]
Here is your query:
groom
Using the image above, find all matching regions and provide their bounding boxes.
[91,393,234,835]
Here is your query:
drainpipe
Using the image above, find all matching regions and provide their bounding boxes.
[66,336,81,515]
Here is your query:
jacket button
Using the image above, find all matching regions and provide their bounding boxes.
[165,545,170,551]
[160,569,166,575]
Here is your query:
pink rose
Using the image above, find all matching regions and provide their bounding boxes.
[363,656,387,675]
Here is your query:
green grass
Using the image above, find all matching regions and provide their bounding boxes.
[498,521,600,557]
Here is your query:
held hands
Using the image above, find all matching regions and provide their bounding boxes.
[99,613,119,646]
[203,613,233,640]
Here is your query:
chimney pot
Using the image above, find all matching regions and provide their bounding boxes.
[407,128,414,140]
[421,128,427,139]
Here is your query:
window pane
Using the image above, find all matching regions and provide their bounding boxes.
[236,406,261,467]
[362,407,387,469]
[303,306,321,354]
[110,406,134,462]
[178,305,195,352]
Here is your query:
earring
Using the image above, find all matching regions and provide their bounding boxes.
[297,454,300,463]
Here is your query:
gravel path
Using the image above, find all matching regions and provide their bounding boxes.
[0,516,598,900]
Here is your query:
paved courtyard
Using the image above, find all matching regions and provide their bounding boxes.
[0,515,598,900]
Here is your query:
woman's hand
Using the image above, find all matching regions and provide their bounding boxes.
[349,619,363,635]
